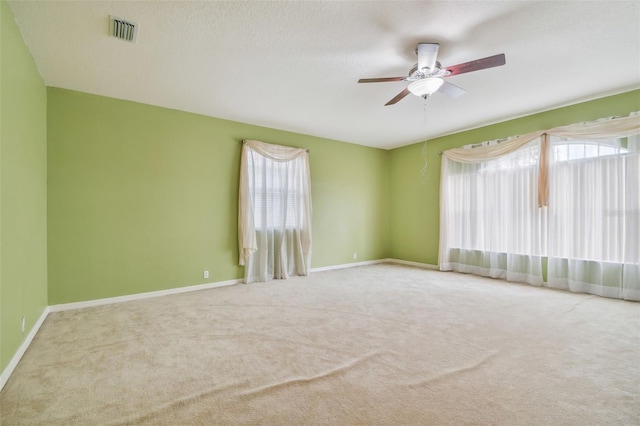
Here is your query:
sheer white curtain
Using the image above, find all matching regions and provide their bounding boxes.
[238,140,312,283]
[439,113,640,301]
[547,134,639,300]
[439,137,546,285]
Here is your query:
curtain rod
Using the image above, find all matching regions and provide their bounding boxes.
[436,113,635,157]
[242,140,310,153]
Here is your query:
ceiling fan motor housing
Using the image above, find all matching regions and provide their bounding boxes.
[407,61,448,81]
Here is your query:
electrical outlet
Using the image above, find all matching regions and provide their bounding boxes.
[21,317,26,332]
[203,270,209,279]
[353,253,357,260]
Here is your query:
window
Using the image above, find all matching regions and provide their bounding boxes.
[440,138,546,285]
[440,114,640,300]
[238,140,312,283]
[547,136,639,299]
[247,151,303,229]
[553,139,629,162]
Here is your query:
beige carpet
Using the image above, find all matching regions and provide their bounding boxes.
[1,264,639,425]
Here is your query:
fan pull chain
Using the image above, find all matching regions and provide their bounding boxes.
[424,100,428,125]
[420,99,429,182]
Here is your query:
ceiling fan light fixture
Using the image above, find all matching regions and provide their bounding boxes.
[408,77,444,98]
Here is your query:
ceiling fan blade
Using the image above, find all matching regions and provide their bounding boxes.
[438,80,466,98]
[417,43,439,72]
[358,77,406,83]
[445,53,506,77]
[385,88,411,106]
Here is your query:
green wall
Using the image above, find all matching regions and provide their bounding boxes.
[389,90,640,265]
[0,0,48,373]
[47,88,390,304]
[46,87,640,304]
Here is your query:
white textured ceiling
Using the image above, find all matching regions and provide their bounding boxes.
[8,1,640,149]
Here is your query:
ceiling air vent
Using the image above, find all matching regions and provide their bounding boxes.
[110,16,137,43]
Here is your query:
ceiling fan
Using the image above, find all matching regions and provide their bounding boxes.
[358,43,506,106]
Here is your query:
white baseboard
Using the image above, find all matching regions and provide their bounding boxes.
[49,278,243,312]
[310,259,388,272]
[385,258,439,270]
[0,306,50,392]
[310,258,439,273]
[49,259,438,313]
